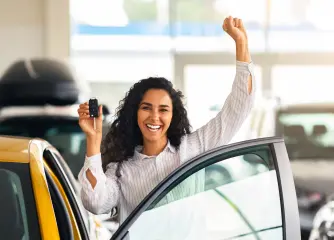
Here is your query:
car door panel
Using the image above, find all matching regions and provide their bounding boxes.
[44,169,74,240]
[110,137,300,240]
[44,163,81,240]
[272,142,301,238]
[43,148,90,240]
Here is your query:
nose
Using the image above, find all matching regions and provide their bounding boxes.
[150,109,159,122]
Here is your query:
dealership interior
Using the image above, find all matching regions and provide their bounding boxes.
[1,0,334,240]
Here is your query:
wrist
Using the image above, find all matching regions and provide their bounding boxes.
[86,135,102,157]
[235,37,247,44]
[235,42,251,63]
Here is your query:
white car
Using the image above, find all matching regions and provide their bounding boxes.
[109,137,300,240]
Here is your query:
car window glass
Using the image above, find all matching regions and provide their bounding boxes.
[0,117,86,178]
[277,112,334,158]
[126,147,282,240]
[0,163,41,240]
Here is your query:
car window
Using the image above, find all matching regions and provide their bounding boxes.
[276,112,334,158]
[0,117,86,178]
[204,153,270,190]
[124,146,282,240]
[0,162,41,239]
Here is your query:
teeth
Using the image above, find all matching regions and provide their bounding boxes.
[146,124,161,130]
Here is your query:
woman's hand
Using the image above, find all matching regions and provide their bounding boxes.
[78,102,104,156]
[223,16,252,92]
[78,102,103,138]
[223,16,248,44]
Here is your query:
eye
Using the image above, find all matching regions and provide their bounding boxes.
[142,106,150,110]
[160,108,168,112]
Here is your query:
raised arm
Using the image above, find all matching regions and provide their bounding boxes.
[225,16,252,92]
[77,103,120,214]
[181,16,255,159]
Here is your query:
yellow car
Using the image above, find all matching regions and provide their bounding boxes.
[0,135,111,240]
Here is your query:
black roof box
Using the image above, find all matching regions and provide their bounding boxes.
[0,58,86,107]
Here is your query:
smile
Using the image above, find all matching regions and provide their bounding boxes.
[146,124,161,132]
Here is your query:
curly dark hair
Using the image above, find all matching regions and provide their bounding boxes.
[101,77,191,172]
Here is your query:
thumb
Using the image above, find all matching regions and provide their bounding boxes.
[96,105,103,132]
[238,19,245,31]
[98,105,103,121]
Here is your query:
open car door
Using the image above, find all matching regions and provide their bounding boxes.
[111,137,301,240]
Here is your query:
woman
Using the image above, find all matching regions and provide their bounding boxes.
[77,16,255,225]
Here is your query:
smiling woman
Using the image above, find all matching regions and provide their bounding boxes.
[138,89,174,154]
[76,16,256,230]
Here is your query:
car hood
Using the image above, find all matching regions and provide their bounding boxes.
[290,160,334,195]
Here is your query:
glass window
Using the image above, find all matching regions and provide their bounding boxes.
[70,54,173,83]
[184,64,262,142]
[174,0,266,52]
[277,111,334,159]
[269,0,334,52]
[126,147,283,240]
[272,66,334,103]
[0,162,41,239]
[70,0,172,52]
[70,0,266,52]
[0,117,86,179]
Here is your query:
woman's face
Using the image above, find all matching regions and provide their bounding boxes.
[137,89,173,144]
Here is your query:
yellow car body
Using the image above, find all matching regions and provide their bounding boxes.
[0,135,110,240]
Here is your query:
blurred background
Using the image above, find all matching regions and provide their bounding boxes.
[1,0,334,239]
[2,0,334,123]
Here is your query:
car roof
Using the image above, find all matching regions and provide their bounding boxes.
[278,102,334,111]
[0,105,114,124]
[0,105,79,119]
[0,135,50,163]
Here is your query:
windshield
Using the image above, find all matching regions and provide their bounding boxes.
[276,112,334,159]
[0,117,86,178]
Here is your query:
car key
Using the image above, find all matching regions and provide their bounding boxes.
[89,98,99,130]
[89,98,99,118]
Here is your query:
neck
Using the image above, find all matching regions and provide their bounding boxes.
[142,137,168,156]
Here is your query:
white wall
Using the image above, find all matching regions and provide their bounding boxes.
[90,82,134,114]
[0,0,70,75]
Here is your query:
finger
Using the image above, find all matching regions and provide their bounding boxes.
[237,18,241,28]
[238,19,244,29]
[77,108,89,113]
[226,16,234,31]
[222,18,228,31]
[233,18,239,28]
[78,112,90,118]
[95,105,103,132]
[79,114,90,120]
[77,110,89,121]
[79,105,89,111]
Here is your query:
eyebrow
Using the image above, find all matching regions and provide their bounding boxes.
[140,102,170,108]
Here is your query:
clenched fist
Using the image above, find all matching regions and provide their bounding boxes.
[223,16,248,44]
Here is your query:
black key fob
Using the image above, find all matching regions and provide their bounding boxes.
[89,98,99,117]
